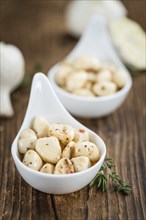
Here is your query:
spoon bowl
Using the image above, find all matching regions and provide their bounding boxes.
[48,16,132,118]
[11,73,106,194]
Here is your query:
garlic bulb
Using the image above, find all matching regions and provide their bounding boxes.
[0,42,25,117]
[109,17,146,71]
[65,0,127,37]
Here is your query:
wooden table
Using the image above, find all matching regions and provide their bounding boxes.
[0,1,146,219]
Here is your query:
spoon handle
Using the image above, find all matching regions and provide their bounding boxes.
[21,73,83,129]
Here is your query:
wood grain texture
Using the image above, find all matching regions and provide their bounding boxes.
[0,1,146,220]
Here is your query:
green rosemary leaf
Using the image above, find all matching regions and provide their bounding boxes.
[89,157,132,195]
[89,174,98,187]
[109,171,132,195]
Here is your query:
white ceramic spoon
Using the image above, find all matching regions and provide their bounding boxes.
[48,15,132,118]
[11,73,106,194]
[67,16,128,66]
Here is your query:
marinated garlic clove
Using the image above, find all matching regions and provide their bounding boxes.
[96,69,112,82]
[72,88,95,97]
[71,156,91,172]
[40,163,55,174]
[56,63,73,86]
[112,70,127,88]
[66,71,88,92]
[87,73,97,82]
[22,150,43,171]
[54,158,74,174]
[84,81,93,90]
[102,64,118,74]
[73,141,100,163]
[62,141,76,159]
[49,124,74,147]
[32,117,49,138]
[35,136,61,164]
[72,56,101,72]
[93,81,117,96]
[18,129,37,154]
[73,128,89,143]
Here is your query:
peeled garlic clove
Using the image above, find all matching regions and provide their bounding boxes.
[0,42,25,117]
[72,141,100,163]
[22,150,43,171]
[40,163,55,174]
[56,63,73,86]
[49,124,74,147]
[72,56,101,72]
[35,136,61,164]
[93,81,117,96]
[87,73,97,82]
[96,69,112,82]
[18,129,37,154]
[71,156,91,172]
[66,71,88,92]
[72,88,95,97]
[112,70,127,88]
[62,141,76,159]
[32,117,49,138]
[84,81,93,90]
[54,158,74,174]
[73,128,89,143]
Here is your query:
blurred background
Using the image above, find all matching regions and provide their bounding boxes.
[1,0,145,75]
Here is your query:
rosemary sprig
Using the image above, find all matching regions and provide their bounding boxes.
[89,157,132,195]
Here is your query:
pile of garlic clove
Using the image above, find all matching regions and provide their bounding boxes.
[56,56,127,97]
[18,117,100,174]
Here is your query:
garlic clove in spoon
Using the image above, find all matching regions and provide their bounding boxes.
[0,42,25,117]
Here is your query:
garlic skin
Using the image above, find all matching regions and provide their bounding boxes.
[65,0,127,37]
[0,42,25,117]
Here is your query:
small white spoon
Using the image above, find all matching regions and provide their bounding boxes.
[68,15,129,70]
[11,73,106,194]
[48,15,132,118]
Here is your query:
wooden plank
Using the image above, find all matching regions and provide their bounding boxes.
[0,1,146,220]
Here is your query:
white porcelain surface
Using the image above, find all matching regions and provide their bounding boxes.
[48,16,132,118]
[11,73,106,194]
